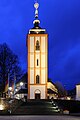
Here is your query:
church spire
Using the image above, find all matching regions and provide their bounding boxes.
[33,1,40,29]
[29,1,46,34]
[34,1,39,19]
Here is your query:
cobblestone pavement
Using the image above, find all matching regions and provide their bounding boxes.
[0,115,80,120]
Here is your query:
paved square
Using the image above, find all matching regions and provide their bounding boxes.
[0,115,80,120]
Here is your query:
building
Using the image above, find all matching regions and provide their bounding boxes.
[47,81,58,99]
[27,1,58,100]
[7,1,58,100]
[76,84,80,100]
[27,2,48,99]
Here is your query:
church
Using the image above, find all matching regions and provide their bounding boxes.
[5,1,58,100]
[27,1,57,100]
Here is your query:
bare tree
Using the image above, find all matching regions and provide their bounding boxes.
[0,43,23,92]
[55,81,67,97]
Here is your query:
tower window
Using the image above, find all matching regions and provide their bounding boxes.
[37,59,39,66]
[36,75,40,84]
[36,40,40,50]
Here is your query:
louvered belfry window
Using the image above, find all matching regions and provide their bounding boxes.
[36,40,40,50]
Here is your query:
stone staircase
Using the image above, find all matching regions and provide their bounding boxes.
[12,100,62,115]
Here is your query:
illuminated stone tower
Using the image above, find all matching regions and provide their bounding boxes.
[27,1,48,99]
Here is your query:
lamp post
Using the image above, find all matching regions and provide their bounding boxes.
[8,87,12,98]
[20,82,23,99]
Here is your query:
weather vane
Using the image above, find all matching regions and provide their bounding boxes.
[34,0,39,18]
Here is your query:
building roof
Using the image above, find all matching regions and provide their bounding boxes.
[15,88,28,94]
[76,83,80,86]
[47,89,58,94]
[29,2,46,34]
[29,20,46,34]
[48,79,57,89]
[16,73,27,84]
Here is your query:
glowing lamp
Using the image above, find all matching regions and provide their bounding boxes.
[20,82,23,86]
[8,87,12,91]
[0,104,4,110]
[15,89,18,92]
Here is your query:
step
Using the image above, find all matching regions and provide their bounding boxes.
[12,100,61,115]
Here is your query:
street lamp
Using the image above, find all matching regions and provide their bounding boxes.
[8,87,12,98]
[20,82,23,99]
[0,104,4,110]
[15,88,18,92]
[20,82,23,87]
[8,87,12,91]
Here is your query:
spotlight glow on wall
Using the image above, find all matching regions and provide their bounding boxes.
[0,104,4,110]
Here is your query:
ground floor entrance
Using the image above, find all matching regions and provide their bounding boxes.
[35,93,40,99]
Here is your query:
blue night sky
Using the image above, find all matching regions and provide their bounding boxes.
[0,0,80,90]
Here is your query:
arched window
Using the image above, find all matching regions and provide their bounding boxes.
[36,75,40,84]
[36,40,40,50]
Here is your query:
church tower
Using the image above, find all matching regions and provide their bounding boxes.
[27,1,48,99]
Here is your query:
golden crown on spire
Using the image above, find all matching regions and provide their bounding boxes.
[34,2,39,9]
